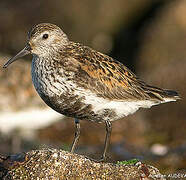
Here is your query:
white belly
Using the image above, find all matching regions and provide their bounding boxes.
[73,88,157,121]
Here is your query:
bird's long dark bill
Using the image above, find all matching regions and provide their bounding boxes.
[3,45,31,68]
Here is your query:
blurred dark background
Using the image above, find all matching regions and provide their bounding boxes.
[0,0,185,174]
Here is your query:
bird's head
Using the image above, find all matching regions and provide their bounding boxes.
[3,23,69,68]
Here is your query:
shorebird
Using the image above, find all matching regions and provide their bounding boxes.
[3,23,180,161]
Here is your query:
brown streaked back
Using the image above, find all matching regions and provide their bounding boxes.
[59,41,180,102]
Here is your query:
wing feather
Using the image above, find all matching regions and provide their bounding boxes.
[59,42,178,102]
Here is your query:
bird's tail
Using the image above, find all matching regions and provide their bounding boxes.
[144,85,180,103]
[160,89,180,103]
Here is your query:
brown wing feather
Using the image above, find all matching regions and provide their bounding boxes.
[60,42,178,101]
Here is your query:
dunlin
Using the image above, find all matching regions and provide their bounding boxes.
[3,23,180,161]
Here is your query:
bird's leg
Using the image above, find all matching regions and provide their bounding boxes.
[84,120,112,163]
[70,118,80,153]
[91,120,112,162]
[101,120,112,161]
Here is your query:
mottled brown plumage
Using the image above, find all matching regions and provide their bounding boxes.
[3,23,180,161]
[56,41,179,102]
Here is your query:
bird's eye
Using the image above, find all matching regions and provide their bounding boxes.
[42,34,49,39]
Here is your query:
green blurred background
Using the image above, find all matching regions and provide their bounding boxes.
[0,0,185,174]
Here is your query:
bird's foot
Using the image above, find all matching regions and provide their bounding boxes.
[85,155,108,163]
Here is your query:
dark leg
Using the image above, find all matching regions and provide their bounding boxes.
[83,120,112,162]
[101,120,112,161]
[70,118,80,153]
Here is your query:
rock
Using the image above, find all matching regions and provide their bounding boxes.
[0,148,165,180]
